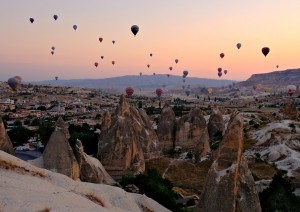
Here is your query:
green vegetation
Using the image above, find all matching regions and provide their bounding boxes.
[121,168,180,212]
[259,171,300,212]
[7,126,34,145]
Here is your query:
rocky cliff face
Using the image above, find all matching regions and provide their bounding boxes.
[282,101,299,120]
[197,111,261,212]
[101,110,111,131]
[74,139,116,185]
[175,107,210,156]
[0,118,15,156]
[98,95,160,180]
[157,103,176,151]
[43,117,80,180]
[238,69,300,88]
[207,107,225,142]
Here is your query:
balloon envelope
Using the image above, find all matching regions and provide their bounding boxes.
[262,47,270,57]
[156,88,163,97]
[183,70,188,76]
[224,70,228,75]
[55,76,58,80]
[53,15,58,20]
[218,72,222,77]
[131,25,139,36]
[220,53,225,58]
[236,43,241,49]
[218,68,222,72]
[169,67,173,71]
[101,56,104,59]
[99,37,103,42]
[29,18,34,23]
[51,51,54,55]
[126,87,134,97]
[112,40,115,44]
[73,25,77,30]
[175,59,179,64]
[150,53,152,57]
[287,85,297,96]
[94,62,98,67]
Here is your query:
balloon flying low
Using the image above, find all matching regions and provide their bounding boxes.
[125,87,134,97]
[287,85,297,96]
[8,77,21,91]
[156,88,163,97]
[183,70,189,77]
[131,25,139,36]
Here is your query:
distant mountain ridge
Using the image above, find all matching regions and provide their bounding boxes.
[238,69,300,88]
[34,74,236,90]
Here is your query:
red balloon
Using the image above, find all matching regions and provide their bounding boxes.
[218,67,222,72]
[262,47,270,57]
[99,37,103,42]
[125,87,134,97]
[220,53,225,58]
[94,62,98,67]
[156,88,163,97]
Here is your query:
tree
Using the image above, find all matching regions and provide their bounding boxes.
[259,171,300,212]
[7,126,34,145]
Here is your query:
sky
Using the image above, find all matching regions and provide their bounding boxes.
[1,0,300,82]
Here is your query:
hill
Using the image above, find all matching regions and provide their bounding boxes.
[34,75,236,91]
[238,69,300,88]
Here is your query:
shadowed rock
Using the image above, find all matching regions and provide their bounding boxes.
[207,107,225,142]
[43,117,79,180]
[175,107,210,156]
[196,111,261,212]
[282,102,299,120]
[98,95,160,180]
[0,118,15,156]
[157,103,176,151]
[74,139,116,185]
[101,110,111,131]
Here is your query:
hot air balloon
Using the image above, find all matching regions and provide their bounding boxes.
[112,40,115,44]
[101,56,104,59]
[276,65,279,68]
[224,70,228,75]
[147,64,150,68]
[51,51,54,55]
[99,37,103,42]
[257,84,263,90]
[169,67,173,71]
[218,67,222,73]
[150,53,153,57]
[8,77,20,91]
[112,61,115,65]
[94,62,98,68]
[236,43,241,49]
[220,53,225,59]
[156,88,163,97]
[29,18,34,23]
[183,70,189,77]
[218,72,222,77]
[14,76,22,83]
[126,87,134,97]
[287,85,297,96]
[265,88,271,93]
[185,89,191,96]
[73,25,77,30]
[153,73,156,76]
[207,88,213,94]
[139,72,142,76]
[131,25,139,36]
[262,47,270,57]
[175,59,179,64]
[51,46,55,51]
[53,15,58,21]
[55,76,58,80]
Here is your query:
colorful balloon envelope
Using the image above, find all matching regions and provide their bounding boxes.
[287,85,296,96]
[125,87,134,97]
[156,88,163,97]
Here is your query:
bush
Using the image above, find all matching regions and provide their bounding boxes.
[120,168,180,212]
[259,171,300,212]
[253,123,260,129]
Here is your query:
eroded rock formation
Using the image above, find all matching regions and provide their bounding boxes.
[175,107,210,156]
[197,111,261,212]
[157,103,176,151]
[207,107,225,142]
[0,118,15,155]
[43,117,79,180]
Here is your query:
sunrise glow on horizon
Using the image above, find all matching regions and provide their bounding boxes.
[1,0,300,82]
